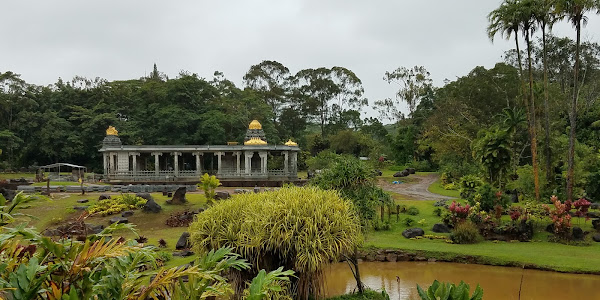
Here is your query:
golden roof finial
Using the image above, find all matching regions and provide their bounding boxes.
[284,139,298,146]
[244,137,268,145]
[106,126,118,136]
[248,120,262,130]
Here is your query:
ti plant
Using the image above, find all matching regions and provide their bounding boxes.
[417,280,483,300]
[199,173,221,205]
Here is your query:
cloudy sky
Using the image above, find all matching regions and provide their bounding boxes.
[1,0,598,118]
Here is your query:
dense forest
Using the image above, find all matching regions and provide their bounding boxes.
[1,37,599,201]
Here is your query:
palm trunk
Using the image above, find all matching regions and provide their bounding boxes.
[542,24,553,186]
[526,29,541,202]
[567,20,581,201]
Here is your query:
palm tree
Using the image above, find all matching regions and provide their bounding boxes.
[501,107,527,173]
[488,0,541,201]
[532,0,557,182]
[555,0,600,201]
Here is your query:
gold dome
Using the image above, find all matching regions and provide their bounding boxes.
[106,126,118,136]
[248,120,262,130]
[284,139,298,146]
[244,137,268,145]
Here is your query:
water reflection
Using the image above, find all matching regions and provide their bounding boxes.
[323,261,600,300]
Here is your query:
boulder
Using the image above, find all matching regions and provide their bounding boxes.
[172,250,194,257]
[587,211,600,219]
[432,223,451,233]
[407,168,416,174]
[402,228,425,239]
[143,198,162,213]
[385,254,398,262]
[375,255,386,262]
[590,203,600,210]
[176,232,190,250]
[167,187,187,204]
[122,210,134,217]
[136,193,154,202]
[393,170,410,178]
[593,219,600,231]
[593,233,600,242]
[99,194,111,200]
[572,227,584,240]
[0,188,16,202]
[109,217,129,224]
[511,192,519,203]
[77,199,89,203]
[214,191,230,200]
[545,223,555,233]
[254,186,260,193]
[374,169,383,176]
[86,224,104,234]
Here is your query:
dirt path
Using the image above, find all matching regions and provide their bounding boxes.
[378,173,455,201]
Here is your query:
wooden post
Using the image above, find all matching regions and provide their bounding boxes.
[46,179,50,196]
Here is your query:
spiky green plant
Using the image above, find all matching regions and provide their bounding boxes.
[189,185,363,300]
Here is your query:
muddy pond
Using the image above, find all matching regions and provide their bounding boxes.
[323,261,600,300]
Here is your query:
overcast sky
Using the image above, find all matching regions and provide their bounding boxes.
[1,1,598,119]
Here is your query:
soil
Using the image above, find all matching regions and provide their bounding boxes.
[378,173,454,201]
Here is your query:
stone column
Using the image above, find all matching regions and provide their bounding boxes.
[245,151,253,174]
[173,152,181,176]
[290,152,298,174]
[216,152,223,175]
[236,152,241,175]
[109,153,115,173]
[152,152,162,175]
[130,153,138,174]
[284,151,289,174]
[259,152,268,175]
[103,153,108,175]
[193,152,202,175]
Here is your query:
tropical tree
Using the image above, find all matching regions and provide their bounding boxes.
[243,60,291,125]
[501,107,527,173]
[376,66,432,122]
[555,0,600,200]
[472,128,513,186]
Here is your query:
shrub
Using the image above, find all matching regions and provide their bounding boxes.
[190,186,362,300]
[406,206,420,216]
[443,182,458,190]
[459,175,482,201]
[441,172,452,185]
[544,195,572,238]
[417,280,483,300]
[373,219,392,231]
[448,201,470,226]
[404,217,415,227]
[450,221,482,244]
[199,173,221,204]
[467,183,509,212]
[433,207,442,217]
[88,194,146,216]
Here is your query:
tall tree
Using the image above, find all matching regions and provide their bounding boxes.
[243,60,291,125]
[555,0,600,200]
[532,0,557,182]
[375,66,432,123]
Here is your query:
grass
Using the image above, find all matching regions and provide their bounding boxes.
[427,179,461,198]
[18,192,207,255]
[0,173,35,180]
[366,196,600,273]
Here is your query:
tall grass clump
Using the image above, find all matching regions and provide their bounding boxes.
[189,185,363,300]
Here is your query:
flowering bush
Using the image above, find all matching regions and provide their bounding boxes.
[448,201,470,226]
[573,198,591,219]
[544,196,572,238]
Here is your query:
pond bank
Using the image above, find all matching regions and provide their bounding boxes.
[357,248,600,275]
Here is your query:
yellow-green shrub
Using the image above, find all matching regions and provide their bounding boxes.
[88,194,146,216]
[189,186,362,299]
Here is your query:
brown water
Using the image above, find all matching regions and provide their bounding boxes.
[323,262,600,300]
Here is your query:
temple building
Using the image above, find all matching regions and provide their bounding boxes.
[99,120,300,183]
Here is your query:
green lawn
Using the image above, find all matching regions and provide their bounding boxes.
[19,192,207,255]
[366,198,600,273]
[427,179,461,198]
[0,173,35,180]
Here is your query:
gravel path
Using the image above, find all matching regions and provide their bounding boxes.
[378,173,455,201]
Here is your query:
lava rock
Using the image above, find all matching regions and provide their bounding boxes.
[0,188,17,202]
[121,210,134,217]
[407,168,416,174]
[545,223,555,233]
[587,211,600,219]
[167,187,187,204]
[572,227,584,240]
[432,223,451,233]
[385,254,398,262]
[402,228,425,239]
[86,224,104,234]
[136,193,154,202]
[173,250,194,257]
[215,191,230,200]
[393,170,410,178]
[109,217,129,224]
[176,232,190,250]
[593,219,600,231]
[593,233,600,242]
[143,198,162,213]
[590,203,600,210]
[99,194,111,200]
[374,169,383,176]
[77,199,89,203]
